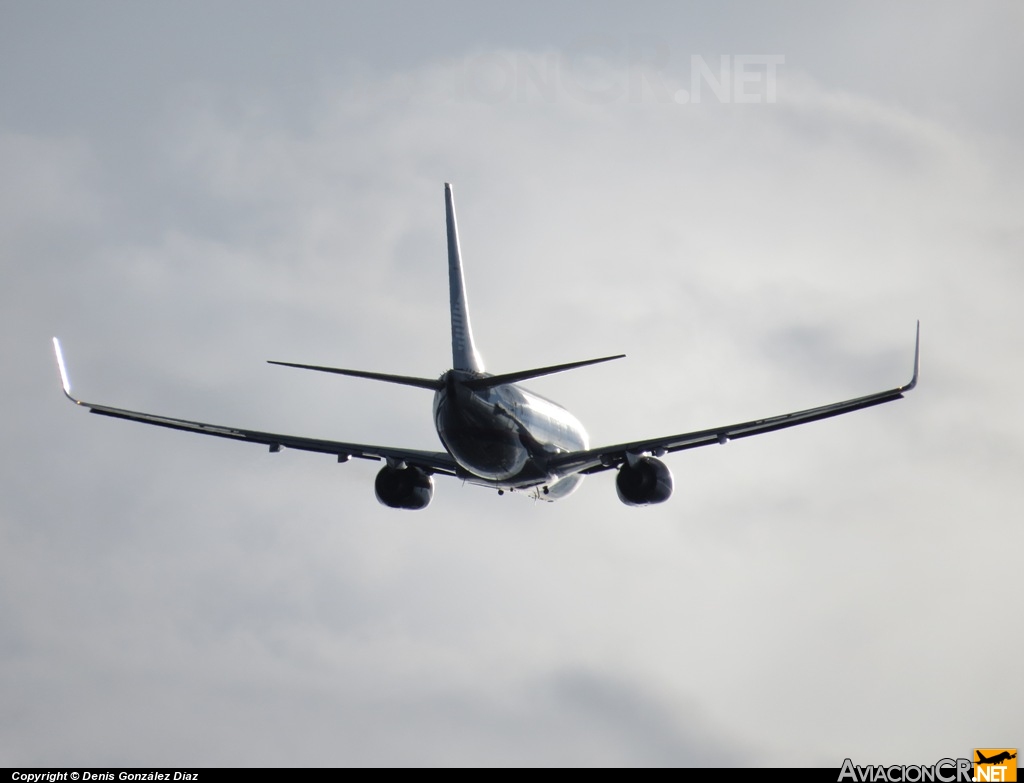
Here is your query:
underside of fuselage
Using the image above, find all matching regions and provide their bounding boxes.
[433,370,588,496]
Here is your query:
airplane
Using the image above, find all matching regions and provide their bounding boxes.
[976,752,1016,765]
[53,183,920,509]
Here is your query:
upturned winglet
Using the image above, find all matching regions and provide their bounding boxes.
[902,320,920,392]
[52,337,81,403]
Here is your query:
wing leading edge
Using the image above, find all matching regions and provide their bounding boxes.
[51,338,460,476]
[549,322,920,477]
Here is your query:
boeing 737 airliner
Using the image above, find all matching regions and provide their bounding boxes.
[53,183,919,508]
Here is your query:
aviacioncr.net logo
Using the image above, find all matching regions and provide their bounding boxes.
[974,749,1017,782]
[838,758,973,782]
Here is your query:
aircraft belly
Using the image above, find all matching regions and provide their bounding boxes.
[440,426,530,481]
[434,382,589,488]
[436,403,530,481]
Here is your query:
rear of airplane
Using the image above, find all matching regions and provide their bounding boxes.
[266,184,621,389]
[52,181,920,510]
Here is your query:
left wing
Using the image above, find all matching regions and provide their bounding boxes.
[549,323,920,476]
[52,338,460,476]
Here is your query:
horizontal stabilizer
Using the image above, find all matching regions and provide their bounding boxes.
[462,354,625,390]
[267,360,443,390]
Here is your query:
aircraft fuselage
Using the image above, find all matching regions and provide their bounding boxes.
[433,370,588,497]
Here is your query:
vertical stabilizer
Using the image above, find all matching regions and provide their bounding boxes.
[445,183,484,372]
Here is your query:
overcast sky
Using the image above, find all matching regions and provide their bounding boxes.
[2,0,1022,768]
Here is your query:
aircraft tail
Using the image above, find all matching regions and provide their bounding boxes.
[445,183,484,373]
[267,360,442,390]
[461,354,625,390]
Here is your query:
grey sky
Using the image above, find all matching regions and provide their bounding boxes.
[2,0,1022,767]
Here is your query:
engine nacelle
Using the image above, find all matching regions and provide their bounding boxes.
[374,465,434,510]
[615,456,674,506]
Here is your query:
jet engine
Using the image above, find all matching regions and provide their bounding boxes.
[615,456,674,506]
[374,465,434,510]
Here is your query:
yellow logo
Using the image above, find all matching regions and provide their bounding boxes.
[974,749,1017,782]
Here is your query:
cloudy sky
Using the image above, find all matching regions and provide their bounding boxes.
[2,0,1022,767]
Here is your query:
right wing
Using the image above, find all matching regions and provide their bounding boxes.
[549,322,920,477]
[52,338,460,476]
